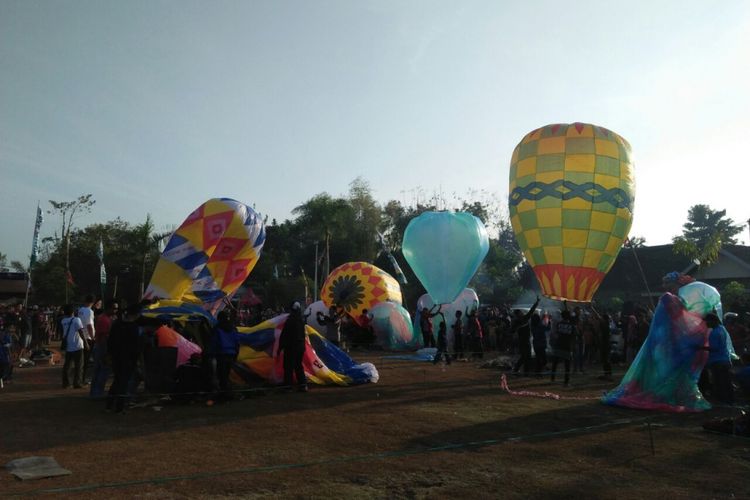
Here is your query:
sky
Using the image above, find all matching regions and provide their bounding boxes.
[2,0,749,264]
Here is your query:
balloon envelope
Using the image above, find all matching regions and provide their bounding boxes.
[320,262,402,320]
[370,302,417,350]
[304,300,329,334]
[509,123,635,302]
[678,281,722,317]
[145,198,266,314]
[415,288,479,349]
[402,211,489,304]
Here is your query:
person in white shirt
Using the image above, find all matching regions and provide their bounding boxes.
[61,304,86,388]
[77,294,96,384]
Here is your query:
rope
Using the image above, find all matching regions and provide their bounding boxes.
[499,373,603,401]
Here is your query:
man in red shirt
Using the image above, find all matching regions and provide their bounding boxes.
[89,300,118,399]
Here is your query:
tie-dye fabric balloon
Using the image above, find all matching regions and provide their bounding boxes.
[603,293,710,412]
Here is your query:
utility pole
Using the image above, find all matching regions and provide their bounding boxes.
[313,241,319,302]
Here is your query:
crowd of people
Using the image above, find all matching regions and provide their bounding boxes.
[2,285,749,408]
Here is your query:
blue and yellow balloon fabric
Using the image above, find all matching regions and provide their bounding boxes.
[144,198,266,314]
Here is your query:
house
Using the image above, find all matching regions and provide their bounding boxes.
[597,244,750,303]
[0,272,29,304]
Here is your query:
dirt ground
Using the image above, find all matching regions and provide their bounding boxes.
[1,353,749,499]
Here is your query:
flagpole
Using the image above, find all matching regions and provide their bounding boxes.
[25,202,43,308]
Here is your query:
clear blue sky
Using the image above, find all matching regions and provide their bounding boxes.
[2,0,749,264]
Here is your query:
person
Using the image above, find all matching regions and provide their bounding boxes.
[106,304,141,413]
[89,300,117,399]
[60,304,86,389]
[592,308,613,380]
[212,310,240,401]
[356,309,374,347]
[624,312,639,364]
[277,302,308,392]
[512,296,540,375]
[174,353,206,404]
[700,313,734,405]
[573,312,586,374]
[550,310,576,386]
[317,307,342,347]
[419,305,441,348]
[0,326,12,388]
[433,320,451,365]
[78,294,96,384]
[531,313,549,375]
[466,307,484,359]
[452,310,464,360]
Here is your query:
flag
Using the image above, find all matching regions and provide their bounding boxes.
[28,203,43,270]
[240,286,262,306]
[98,238,106,285]
[66,270,75,286]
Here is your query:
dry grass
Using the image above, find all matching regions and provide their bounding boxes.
[1,355,748,499]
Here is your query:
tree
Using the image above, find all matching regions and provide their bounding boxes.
[48,194,96,301]
[348,177,381,263]
[625,236,647,248]
[10,260,26,273]
[0,252,7,271]
[672,204,743,266]
[291,193,356,278]
[721,281,749,313]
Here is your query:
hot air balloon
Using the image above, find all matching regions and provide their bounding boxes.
[320,262,402,320]
[509,123,635,302]
[369,302,417,350]
[144,198,266,314]
[402,211,489,305]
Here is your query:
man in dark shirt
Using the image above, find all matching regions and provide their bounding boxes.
[512,296,540,375]
[551,310,576,386]
[278,302,308,392]
[106,304,141,413]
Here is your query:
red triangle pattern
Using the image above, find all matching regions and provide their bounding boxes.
[574,122,584,134]
[202,211,234,249]
[222,259,252,288]
[182,204,205,228]
[208,237,246,262]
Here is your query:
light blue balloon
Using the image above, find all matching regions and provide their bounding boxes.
[402,211,489,305]
[370,302,417,350]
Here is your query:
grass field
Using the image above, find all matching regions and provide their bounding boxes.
[1,354,748,499]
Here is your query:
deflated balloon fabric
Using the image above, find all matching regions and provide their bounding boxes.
[370,302,417,350]
[235,314,378,386]
[402,212,489,305]
[602,293,710,412]
[144,198,266,315]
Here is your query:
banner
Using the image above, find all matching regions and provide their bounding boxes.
[28,203,43,270]
[98,239,106,284]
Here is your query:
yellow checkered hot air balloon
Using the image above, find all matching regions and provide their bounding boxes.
[509,123,635,302]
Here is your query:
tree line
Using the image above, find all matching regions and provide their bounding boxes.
[5,180,746,311]
[14,178,525,308]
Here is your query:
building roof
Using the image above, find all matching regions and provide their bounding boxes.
[0,272,29,299]
[599,244,750,299]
